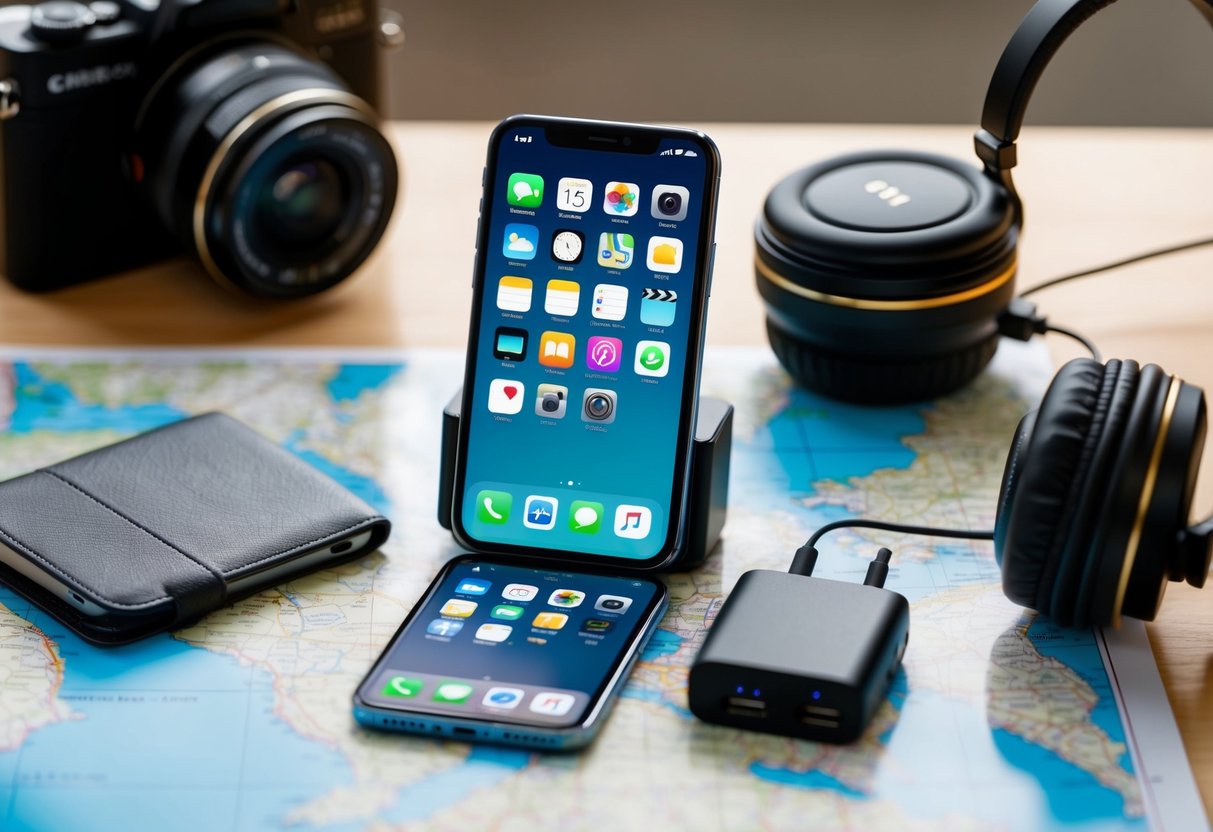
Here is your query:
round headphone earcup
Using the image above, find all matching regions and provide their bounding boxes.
[995,359,1107,616]
[766,317,999,404]
[755,150,1019,403]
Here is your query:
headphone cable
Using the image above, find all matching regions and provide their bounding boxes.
[789,519,994,577]
[1021,235,1213,298]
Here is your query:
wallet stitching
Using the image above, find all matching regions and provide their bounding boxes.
[222,516,388,575]
[38,468,225,594]
[0,524,175,611]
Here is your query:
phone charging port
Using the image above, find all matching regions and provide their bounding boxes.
[724,696,768,718]
[799,704,842,728]
[330,541,353,554]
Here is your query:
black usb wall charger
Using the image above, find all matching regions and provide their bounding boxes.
[689,541,910,743]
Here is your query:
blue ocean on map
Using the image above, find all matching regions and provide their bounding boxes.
[725,380,1142,831]
[0,355,1155,830]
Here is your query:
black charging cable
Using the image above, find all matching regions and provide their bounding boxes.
[999,234,1213,363]
[789,519,996,588]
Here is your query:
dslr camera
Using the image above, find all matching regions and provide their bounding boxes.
[0,0,400,298]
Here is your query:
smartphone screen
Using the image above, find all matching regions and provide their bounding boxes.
[453,116,720,567]
[354,557,665,732]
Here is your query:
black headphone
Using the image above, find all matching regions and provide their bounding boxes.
[758,0,1213,626]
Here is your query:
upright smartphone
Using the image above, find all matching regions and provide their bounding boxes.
[352,555,668,750]
[451,115,722,569]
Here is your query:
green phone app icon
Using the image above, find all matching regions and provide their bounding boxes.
[507,172,544,208]
[491,604,525,620]
[641,346,665,371]
[433,681,474,704]
[568,500,604,534]
[477,490,512,524]
[381,676,423,699]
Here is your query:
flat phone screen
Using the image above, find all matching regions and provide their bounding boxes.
[356,557,664,729]
[454,117,719,566]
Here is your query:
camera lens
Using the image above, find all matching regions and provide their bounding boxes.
[257,160,347,248]
[601,598,624,610]
[135,42,398,298]
[541,392,561,412]
[658,192,683,216]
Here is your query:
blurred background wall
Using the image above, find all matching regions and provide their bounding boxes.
[380,0,1213,125]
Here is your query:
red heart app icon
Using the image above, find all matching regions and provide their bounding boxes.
[503,386,518,399]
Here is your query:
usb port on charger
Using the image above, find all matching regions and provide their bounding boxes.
[724,696,768,718]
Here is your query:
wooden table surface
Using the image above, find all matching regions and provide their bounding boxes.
[1,121,1211,813]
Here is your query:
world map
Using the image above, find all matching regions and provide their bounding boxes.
[0,345,1171,830]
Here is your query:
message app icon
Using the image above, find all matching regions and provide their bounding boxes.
[640,288,677,327]
[523,496,559,530]
[440,599,478,617]
[592,284,628,321]
[483,687,525,709]
[614,505,652,539]
[532,612,568,630]
[432,681,474,704]
[491,604,525,620]
[497,276,532,312]
[647,236,683,273]
[586,336,623,373]
[603,181,639,216]
[545,279,580,317]
[502,583,539,601]
[381,676,423,698]
[569,500,603,534]
[476,490,512,524]
[635,341,671,378]
[493,327,527,362]
[507,172,544,208]
[539,331,575,368]
[597,232,634,269]
[503,223,539,260]
[487,379,525,414]
[548,589,585,608]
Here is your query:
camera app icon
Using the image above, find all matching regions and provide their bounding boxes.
[582,388,617,424]
[535,383,568,419]
[650,184,690,222]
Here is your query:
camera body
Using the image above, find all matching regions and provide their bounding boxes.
[540,389,564,414]
[0,0,396,297]
[583,388,617,423]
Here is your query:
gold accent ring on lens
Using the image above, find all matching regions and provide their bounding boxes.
[193,88,378,292]
[754,255,1017,311]
[1112,374,1180,626]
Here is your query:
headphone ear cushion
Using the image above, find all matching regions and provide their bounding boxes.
[996,359,1106,614]
[766,318,999,404]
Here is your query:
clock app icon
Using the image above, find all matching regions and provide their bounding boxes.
[551,229,584,264]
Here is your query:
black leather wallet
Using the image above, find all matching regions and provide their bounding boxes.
[0,412,390,644]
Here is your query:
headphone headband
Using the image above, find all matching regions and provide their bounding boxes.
[974,0,1213,220]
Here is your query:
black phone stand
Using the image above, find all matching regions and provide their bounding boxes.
[436,391,733,571]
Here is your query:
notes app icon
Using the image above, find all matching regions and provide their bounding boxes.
[545,279,580,317]
[646,236,683,274]
[497,276,532,312]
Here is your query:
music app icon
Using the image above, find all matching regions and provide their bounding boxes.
[613,505,652,540]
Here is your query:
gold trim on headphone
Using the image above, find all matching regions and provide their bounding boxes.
[1113,375,1180,626]
[754,256,1017,311]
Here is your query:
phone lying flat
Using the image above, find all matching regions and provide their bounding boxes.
[352,554,668,750]
[450,114,722,570]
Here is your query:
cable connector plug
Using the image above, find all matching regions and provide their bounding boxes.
[997,297,1049,342]
[863,547,893,588]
